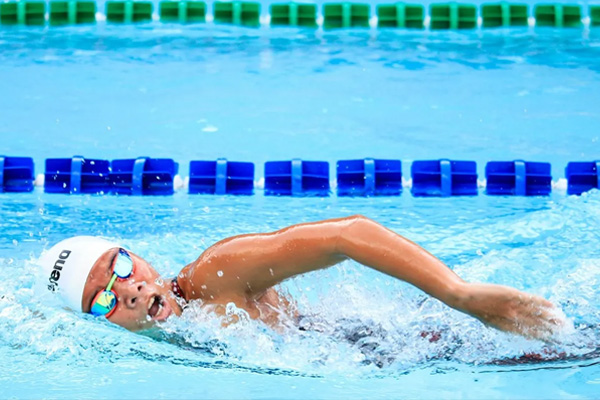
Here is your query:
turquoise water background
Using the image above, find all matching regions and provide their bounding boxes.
[2,16,600,399]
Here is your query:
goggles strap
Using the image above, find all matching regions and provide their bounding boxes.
[106,274,118,292]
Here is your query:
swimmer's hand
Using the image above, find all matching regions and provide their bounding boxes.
[456,283,564,341]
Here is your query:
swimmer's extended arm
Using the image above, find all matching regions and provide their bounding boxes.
[181,215,562,339]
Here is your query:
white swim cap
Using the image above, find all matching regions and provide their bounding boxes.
[39,236,119,312]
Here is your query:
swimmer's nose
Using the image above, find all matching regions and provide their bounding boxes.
[120,282,146,309]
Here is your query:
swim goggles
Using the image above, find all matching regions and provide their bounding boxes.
[90,249,135,318]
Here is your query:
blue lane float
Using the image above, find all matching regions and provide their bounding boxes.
[265,159,330,196]
[486,160,552,196]
[45,156,111,194]
[336,158,402,197]
[411,159,478,197]
[565,161,600,195]
[189,158,254,195]
[5,155,600,197]
[0,156,34,193]
[110,157,178,195]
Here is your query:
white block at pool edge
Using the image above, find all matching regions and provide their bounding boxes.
[553,178,568,192]
[35,173,44,187]
[173,175,184,191]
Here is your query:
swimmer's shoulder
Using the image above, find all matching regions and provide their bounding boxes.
[176,259,203,302]
[175,245,235,302]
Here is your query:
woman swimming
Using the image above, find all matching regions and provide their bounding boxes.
[39,215,563,339]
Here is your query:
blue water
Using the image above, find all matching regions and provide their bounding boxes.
[2,20,600,399]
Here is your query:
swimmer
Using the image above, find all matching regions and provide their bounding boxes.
[39,215,563,339]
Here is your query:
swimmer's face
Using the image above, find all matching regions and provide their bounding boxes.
[81,248,181,331]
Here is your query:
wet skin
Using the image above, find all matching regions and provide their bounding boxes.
[81,248,291,331]
[81,215,564,339]
[81,248,182,331]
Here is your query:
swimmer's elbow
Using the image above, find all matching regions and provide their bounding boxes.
[334,214,375,254]
[273,215,376,262]
[345,214,370,223]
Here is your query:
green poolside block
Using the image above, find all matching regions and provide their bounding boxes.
[270,3,317,28]
[49,1,96,25]
[0,1,46,25]
[0,2,20,25]
[430,3,477,30]
[376,3,424,29]
[592,6,600,27]
[323,3,370,29]
[213,1,260,27]
[481,3,528,28]
[106,1,153,23]
[534,4,581,28]
[159,1,206,23]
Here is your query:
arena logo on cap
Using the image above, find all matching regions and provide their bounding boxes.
[47,250,71,292]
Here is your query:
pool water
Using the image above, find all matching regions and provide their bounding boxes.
[2,16,600,400]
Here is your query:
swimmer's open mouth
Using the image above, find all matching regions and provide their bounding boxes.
[147,294,172,321]
[148,295,163,319]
